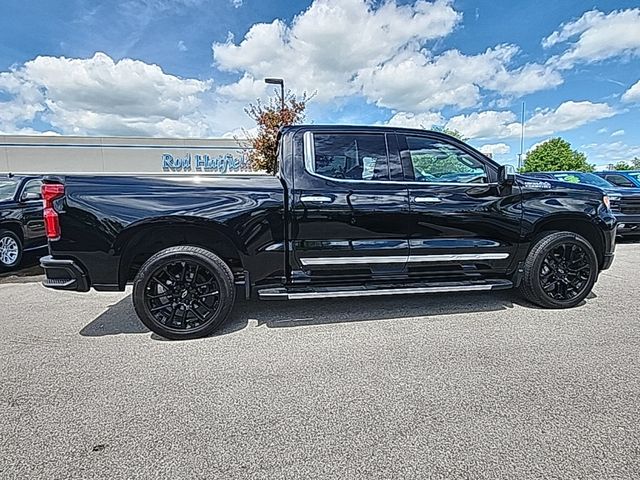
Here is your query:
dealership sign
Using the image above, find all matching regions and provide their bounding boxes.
[162,152,253,173]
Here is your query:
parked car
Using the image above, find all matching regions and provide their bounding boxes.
[595,170,640,188]
[40,126,616,339]
[0,174,46,270]
[525,171,640,236]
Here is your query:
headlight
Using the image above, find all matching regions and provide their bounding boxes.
[603,195,611,209]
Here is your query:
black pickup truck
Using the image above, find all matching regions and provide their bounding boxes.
[0,175,46,269]
[40,126,617,339]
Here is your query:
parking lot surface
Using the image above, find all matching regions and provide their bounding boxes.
[1,244,640,479]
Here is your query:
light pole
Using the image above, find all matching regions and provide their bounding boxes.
[264,77,285,112]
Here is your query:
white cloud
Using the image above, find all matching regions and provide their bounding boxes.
[478,143,510,155]
[177,40,188,52]
[386,111,444,129]
[231,0,243,7]
[622,79,640,103]
[213,0,559,111]
[526,100,616,137]
[544,8,640,69]
[216,73,267,101]
[214,0,462,103]
[360,45,561,112]
[0,52,213,137]
[582,141,640,163]
[597,127,608,134]
[443,100,616,141]
[611,129,625,137]
[445,110,519,140]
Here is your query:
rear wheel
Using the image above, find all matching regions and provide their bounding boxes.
[0,229,22,270]
[519,231,598,309]
[132,246,236,340]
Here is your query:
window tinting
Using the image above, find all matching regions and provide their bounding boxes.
[605,174,634,187]
[0,179,19,201]
[551,173,611,188]
[22,180,43,199]
[312,134,389,181]
[404,136,486,183]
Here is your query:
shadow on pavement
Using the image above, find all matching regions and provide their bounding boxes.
[0,250,46,284]
[81,290,523,340]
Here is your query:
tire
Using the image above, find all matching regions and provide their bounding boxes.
[132,246,236,340]
[519,231,598,309]
[0,229,23,270]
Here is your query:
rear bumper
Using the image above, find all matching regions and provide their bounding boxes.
[40,256,90,292]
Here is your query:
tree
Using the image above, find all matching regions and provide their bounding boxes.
[521,138,593,173]
[432,125,468,141]
[613,157,640,170]
[245,90,310,174]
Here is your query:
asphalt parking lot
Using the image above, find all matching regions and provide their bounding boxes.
[1,243,640,479]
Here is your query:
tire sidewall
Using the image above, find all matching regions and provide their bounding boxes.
[0,229,23,270]
[529,233,598,308]
[132,248,236,340]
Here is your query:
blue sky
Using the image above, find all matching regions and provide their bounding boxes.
[1,0,639,166]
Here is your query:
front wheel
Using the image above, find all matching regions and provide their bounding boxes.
[132,246,236,340]
[0,229,23,270]
[519,231,599,309]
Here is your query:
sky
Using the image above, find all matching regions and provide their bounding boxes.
[0,0,639,166]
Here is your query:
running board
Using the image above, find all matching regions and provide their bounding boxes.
[258,279,513,300]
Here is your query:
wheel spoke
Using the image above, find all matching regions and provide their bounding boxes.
[144,259,221,330]
[539,241,593,302]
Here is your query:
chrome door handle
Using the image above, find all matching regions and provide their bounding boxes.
[300,195,332,203]
[413,196,441,203]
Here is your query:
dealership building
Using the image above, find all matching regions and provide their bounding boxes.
[0,135,254,174]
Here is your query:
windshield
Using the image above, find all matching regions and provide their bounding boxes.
[0,179,19,201]
[550,172,613,188]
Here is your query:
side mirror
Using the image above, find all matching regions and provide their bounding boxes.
[21,192,41,202]
[498,164,516,186]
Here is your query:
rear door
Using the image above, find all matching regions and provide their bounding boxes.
[289,129,409,282]
[397,133,521,277]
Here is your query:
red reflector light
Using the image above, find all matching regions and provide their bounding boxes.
[41,183,65,241]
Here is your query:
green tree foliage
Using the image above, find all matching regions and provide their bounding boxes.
[245,90,310,174]
[613,157,640,170]
[521,138,593,173]
[432,125,468,141]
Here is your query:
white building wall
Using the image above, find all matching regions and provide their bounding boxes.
[0,135,254,174]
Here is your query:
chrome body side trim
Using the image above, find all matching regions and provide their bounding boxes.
[299,253,509,266]
[300,256,407,266]
[409,253,510,262]
[300,195,332,203]
[259,284,502,300]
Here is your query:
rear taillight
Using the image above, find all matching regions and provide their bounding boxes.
[42,183,65,241]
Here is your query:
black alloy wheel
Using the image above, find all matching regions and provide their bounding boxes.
[519,231,598,309]
[133,246,236,340]
[539,243,592,302]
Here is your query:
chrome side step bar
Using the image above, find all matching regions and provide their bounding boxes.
[258,279,513,300]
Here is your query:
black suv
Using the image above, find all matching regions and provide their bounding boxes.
[0,175,46,270]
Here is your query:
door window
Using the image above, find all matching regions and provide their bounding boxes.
[404,136,487,183]
[311,134,390,181]
[605,174,635,187]
[21,179,43,200]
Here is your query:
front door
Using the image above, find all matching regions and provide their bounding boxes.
[290,130,409,283]
[397,133,522,279]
